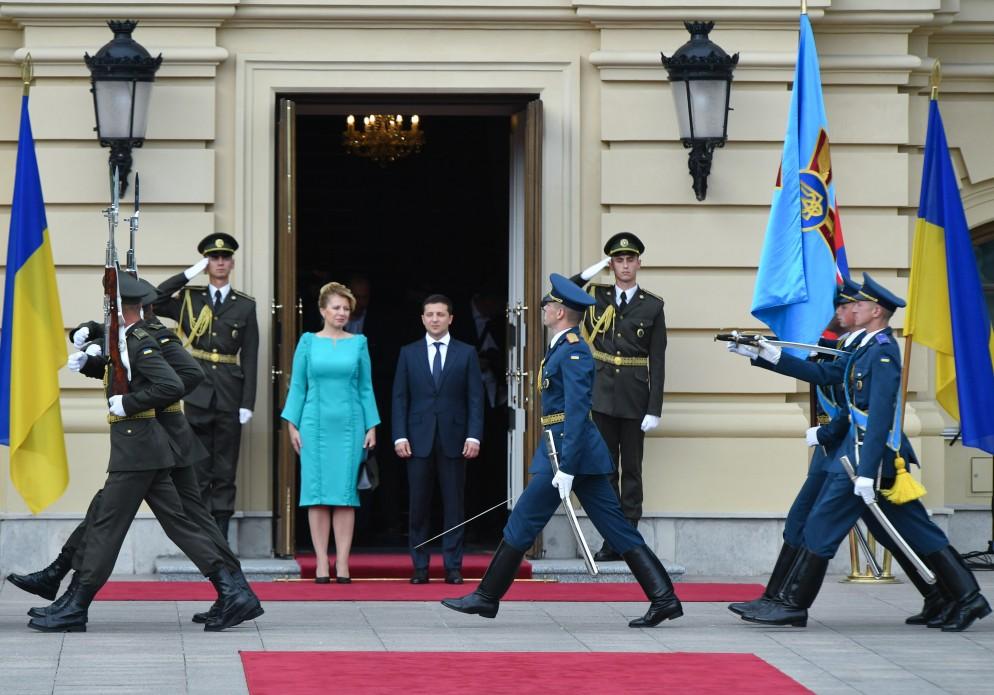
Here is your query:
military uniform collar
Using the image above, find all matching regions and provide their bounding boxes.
[209,283,232,303]
[858,327,889,348]
[614,284,638,304]
[842,328,866,348]
[549,327,570,349]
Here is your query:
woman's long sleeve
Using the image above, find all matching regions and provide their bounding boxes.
[358,337,381,431]
[281,334,309,427]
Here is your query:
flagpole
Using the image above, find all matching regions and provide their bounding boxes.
[801,0,807,15]
[21,53,32,96]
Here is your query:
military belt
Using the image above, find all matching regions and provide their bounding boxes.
[540,412,566,426]
[160,402,183,415]
[190,348,238,365]
[108,408,156,424]
[591,349,648,367]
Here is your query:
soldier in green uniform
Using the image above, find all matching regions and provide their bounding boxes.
[571,232,666,561]
[154,233,259,538]
[28,275,256,633]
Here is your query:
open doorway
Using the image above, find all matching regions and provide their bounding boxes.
[274,94,545,557]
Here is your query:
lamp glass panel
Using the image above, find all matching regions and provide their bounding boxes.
[670,80,693,139]
[130,82,153,140]
[687,79,728,139]
[94,81,137,139]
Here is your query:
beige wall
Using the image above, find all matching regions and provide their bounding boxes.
[0,0,992,523]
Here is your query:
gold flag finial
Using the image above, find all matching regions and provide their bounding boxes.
[21,53,33,96]
[930,60,942,101]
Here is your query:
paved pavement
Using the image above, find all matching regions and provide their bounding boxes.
[2,573,993,694]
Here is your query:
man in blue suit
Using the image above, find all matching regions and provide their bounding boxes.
[442,275,682,627]
[393,294,484,584]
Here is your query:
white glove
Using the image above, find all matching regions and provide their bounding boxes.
[85,343,102,357]
[239,408,253,425]
[853,476,875,504]
[640,414,660,432]
[580,256,611,281]
[756,337,782,364]
[67,351,87,372]
[551,470,574,500]
[183,257,209,280]
[805,426,821,447]
[726,341,760,359]
[72,326,90,349]
[108,395,126,417]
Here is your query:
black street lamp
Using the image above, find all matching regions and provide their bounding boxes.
[661,21,738,201]
[84,20,162,196]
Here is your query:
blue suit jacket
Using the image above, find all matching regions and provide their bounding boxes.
[391,337,485,459]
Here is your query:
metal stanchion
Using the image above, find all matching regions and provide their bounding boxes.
[842,528,900,584]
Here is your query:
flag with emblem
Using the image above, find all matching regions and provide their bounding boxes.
[751,13,845,351]
[0,91,69,512]
[905,97,994,455]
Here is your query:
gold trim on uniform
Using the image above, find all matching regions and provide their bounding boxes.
[191,348,238,365]
[540,412,566,426]
[161,402,183,414]
[590,349,648,367]
[108,408,156,424]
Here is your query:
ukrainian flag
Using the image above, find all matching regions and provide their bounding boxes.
[0,94,68,512]
[751,14,841,350]
[906,98,994,455]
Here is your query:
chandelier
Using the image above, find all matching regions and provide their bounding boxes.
[342,114,424,164]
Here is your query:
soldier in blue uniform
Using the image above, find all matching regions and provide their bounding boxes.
[727,273,990,631]
[441,274,682,627]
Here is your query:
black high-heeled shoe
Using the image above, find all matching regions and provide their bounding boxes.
[315,576,331,584]
[336,576,352,584]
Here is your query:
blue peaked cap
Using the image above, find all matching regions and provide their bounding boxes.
[858,272,906,312]
[834,276,863,307]
[543,273,596,312]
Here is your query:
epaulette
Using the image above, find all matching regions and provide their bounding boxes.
[232,289,255,302]
[144,319,165,331]
[566,333,579,344]
[185,285,207,294]
[875,333,891,345]
[130,326,150,341]
[638,288,664,303]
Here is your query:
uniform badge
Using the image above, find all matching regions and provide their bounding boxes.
[215,239,224,248]
[636,328,645,337]
[232,328,239,338]
[566,333,579,344]
[570,355,580,360]
[542,378,550,390]
[142,348,153,355]
[856,380,863,391]
[620,238,629,248]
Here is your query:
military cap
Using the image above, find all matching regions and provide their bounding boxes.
[857,272,906,312]
[603,232,645,257]
[542,273,596,313]
[117,273,159,305]
[197,232,239,256]
[834,277,863,307]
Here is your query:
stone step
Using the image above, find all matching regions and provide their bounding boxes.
[155,556,299,581]
[529,558,685,583]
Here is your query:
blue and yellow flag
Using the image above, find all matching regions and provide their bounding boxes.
[751,15,842,348]
[906,99,994,455]
[0,94,68,512]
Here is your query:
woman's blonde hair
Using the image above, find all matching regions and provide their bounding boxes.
[318,281,356,312]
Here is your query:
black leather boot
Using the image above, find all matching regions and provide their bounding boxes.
[741,547,828,627]
[27,582,96,632]
[193,568,263,624]
[729,542,798,616]
[8,546,73,601]
[926,545,991,632]
[28,572,80,619]
[594,540,622,562]
[204,568,257,632]
[624,544,683,627]
[891,550,949,626]
[441,541,525,619]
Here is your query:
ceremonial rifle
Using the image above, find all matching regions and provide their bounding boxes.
[103,167,129,396]
[715,332,846,357]
[125,173,139,279]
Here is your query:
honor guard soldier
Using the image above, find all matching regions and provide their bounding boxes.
[155,232,259,538]
[726,273,990,632]
[571,232,666,561]
[442,274,682,627]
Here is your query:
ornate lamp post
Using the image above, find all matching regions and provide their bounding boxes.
[85,20,161,195]
[661,21,738,201]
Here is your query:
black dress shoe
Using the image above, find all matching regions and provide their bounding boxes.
[445,571,464,585]
[336,576,352,584]
[315,576,331,584]
[410,570,429,584]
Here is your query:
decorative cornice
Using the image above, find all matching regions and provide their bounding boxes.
[591,50,923,73]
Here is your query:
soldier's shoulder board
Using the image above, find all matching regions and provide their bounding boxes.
[233,289,256,302]
[639,288,665,303]
[185,285,206,293]
[131,327,150,340]
[875,332,891,345]
[566,333,579,344]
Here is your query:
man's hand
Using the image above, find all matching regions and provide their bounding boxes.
[805,426,821,447]
[72,326,90,349]
[756,337,782,364]
[726,341,760,359]
[640,415,660,433]
[463,439,480,459]
[68,351,87,373]
[853,476,876,504]
[551,470,574,500]
[239,408,253,425]
[183,257,209,280]
[394,439,412,458]
[108,395,126,417]
[580,256,611,281]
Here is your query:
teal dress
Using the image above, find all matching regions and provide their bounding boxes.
[281,333,380,507]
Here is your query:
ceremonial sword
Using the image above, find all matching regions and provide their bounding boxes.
[544,429,599,576]
[715,332,847,357]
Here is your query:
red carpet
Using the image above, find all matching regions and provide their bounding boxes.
[295,552,532,579]
[95,580,763,603]
[240,651,811,695]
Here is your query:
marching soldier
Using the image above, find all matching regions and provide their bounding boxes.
[27,275,257,633]
[442,274,681,627]
[726,273,990,631]
[571,232,666,561]
[155,232,259,538]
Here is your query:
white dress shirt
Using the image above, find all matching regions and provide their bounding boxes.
[209,283,231,305]
[426,332,451,372]
[615,284,638,307]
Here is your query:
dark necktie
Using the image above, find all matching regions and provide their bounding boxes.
[618,291,628,313]
[432,342,443,388]
[213,289,223,311]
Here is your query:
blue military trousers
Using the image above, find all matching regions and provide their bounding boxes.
[803,473,948,559]
[504,471,644,555]
[784,470,829,547]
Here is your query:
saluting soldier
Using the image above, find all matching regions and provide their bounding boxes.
[726,273,990,632]
[442,274,681,628]
[155,232,259,538]
[571,232,666,561]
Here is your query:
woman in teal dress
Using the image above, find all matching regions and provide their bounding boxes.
[281,282,380,583]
